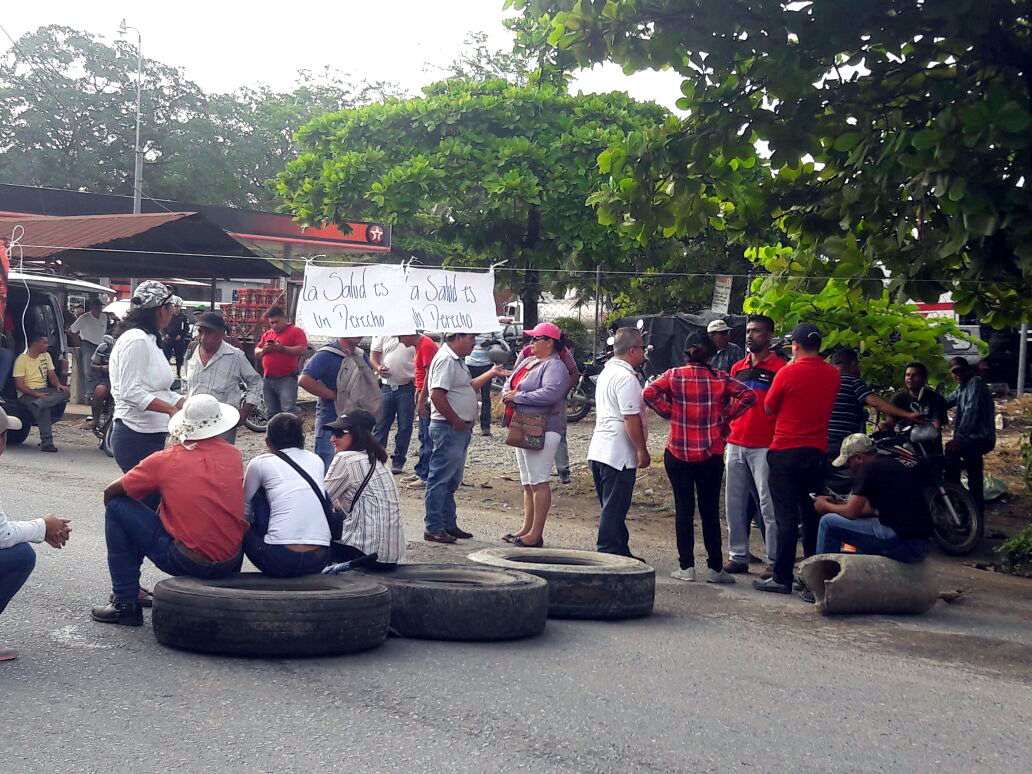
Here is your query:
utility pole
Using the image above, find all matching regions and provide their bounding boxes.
[593,263,602,359]
[118,19,143,294]
[1018,320,1027,397]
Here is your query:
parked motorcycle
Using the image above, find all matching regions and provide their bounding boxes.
[825,423,983,555]
[566,351,607,422]
[242,392,270,433]
[91,394,115,458]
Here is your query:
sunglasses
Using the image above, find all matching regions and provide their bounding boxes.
[330,429,351,438]
[532,336,554,342]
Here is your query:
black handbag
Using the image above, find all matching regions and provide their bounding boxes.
[272,450,353,541]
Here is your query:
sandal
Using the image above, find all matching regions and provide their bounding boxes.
[513,537,544,548]
[501,533,518,543]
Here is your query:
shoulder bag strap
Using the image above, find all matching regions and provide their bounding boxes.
[347,456,378,515]
[272,450,333,521]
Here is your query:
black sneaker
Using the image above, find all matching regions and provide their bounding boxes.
[558,469,571,484]
[752,577,792,594]
[798,587,816,604]
[91,600,143,626]
[447,526,474,540]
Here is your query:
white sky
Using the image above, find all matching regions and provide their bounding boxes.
[0,0,683,110]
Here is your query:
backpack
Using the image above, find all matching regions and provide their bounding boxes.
[318,344,384,421]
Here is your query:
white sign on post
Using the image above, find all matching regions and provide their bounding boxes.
[297,264,414,337]
[406,267,498,333]
[711,274,733,314]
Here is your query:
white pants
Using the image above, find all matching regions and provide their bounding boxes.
[515,431,561,485]
[724,442,778,564]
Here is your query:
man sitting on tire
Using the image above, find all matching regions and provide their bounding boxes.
[813,433,934,567]
[91,394,247,627]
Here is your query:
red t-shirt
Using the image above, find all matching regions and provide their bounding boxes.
[413,335,439,390]
[121,439,247,561]
[728,352,787,448]
[765,356,841,452]
[257,324,308,378]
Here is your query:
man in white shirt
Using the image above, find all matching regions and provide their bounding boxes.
[69,299,108,403]
[370,333,421,474]
[587,327,651,557]
[0,407,71,661]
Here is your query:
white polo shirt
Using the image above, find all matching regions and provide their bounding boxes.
[69,311,108,346]
[428,343,478,423]
[370,336,416,387]
[587,358,646,470]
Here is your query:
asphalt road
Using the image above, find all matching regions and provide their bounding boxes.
[2,433,1031,773]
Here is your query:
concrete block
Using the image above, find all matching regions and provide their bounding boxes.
[798,553,939,615]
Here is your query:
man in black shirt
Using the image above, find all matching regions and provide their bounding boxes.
[882,361,948,453]
[162,298,191,378]
[813,433,933,563]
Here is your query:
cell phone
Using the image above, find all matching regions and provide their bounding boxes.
[809,493,819,501]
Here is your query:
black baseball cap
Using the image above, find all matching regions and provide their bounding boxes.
[324,410,376,435]
[789,322,822,349]
[195,312,227,332]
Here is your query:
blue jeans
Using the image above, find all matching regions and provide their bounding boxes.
[105,496,242,602]
[591,460,637,556]
[0,543,35,615]
[263,375,299,415]
[423,420,472,533]
[111,420,166,473]
[315,428,335,471]
[414,413,431,481]
[373,383,415,468]
[242,528,329,577]
[816,514,932,563]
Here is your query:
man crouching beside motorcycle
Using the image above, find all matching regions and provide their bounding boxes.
[813,433,935,566]
[88,335,115,432]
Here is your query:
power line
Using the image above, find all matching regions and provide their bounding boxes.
[10,241,1018,286]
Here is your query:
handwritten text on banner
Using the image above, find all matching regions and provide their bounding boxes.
[406,267,498,333]
[297,264,413,337]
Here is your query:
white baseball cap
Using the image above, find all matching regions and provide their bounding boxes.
[0,407,23,433]
[707,320,731,333]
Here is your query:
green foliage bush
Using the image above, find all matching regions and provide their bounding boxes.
[550,316,591,357]
[996,526,1032,576]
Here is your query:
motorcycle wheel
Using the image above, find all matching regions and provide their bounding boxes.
[566,387,592,423]
[928,481,983,555]
[100,419,115,458]
[243,401,269,433]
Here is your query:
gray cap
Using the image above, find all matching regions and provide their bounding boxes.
[131,281,174,309]
[832,433,875,467]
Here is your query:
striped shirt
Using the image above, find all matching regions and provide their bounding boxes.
[325,451,406,563]
[184,339,263,407]
[828,374,874,456]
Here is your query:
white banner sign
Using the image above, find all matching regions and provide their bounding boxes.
[297,264,414,337]
[406,267,498,333]
[711,274,733,315]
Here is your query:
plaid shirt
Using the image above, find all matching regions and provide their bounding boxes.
[643,363,756,462]
[184,339,263,407]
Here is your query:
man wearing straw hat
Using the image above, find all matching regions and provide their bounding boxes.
[90,394,247,627]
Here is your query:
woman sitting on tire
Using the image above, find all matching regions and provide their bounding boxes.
[242,412,331,577]
[323,410,405,570]
[499,322,572,548]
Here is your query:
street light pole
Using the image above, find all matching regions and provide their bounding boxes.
[118,20,142,294]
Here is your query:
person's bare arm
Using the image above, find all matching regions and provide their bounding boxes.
[431,387,467,431]
[416,383,430,418]
[103,478,128,505]
[280,344,307,356]
[865,394,922,423]
[471,365,505,390]
[14,375,44,399]
[814,493,874,520]
[623,413,651,469]
[48,366,69,392]
[298,374,336,401]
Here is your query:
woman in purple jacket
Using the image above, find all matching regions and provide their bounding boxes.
[499,323,572,547]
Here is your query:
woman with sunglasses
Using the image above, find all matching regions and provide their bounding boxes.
[108,281,186,476]
[499,323,572,547]
[323,410,405,570]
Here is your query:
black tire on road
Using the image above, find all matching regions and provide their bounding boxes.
[566,387,592,423]
[468,548,655,620]
[152,573,391,657]
[4,403,32,445]
[358,564,548,641]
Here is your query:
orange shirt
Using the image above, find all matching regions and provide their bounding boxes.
[121,439,247,561]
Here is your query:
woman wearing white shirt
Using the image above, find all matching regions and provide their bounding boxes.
[108,281,184,474]
[324,410,405,570]
[242,413,331,577]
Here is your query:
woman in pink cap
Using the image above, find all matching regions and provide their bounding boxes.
[499,322,572,547]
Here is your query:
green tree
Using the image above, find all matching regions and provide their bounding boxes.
[275,78,669,326]
[512,0,1032,325]
[0,26,399,208]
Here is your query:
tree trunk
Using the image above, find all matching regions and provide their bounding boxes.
[522,268,540,329]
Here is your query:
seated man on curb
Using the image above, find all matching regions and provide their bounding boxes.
[14,332,70,453]
[91,394,247,627]
[0,407,71,661]
[814,433,934,566]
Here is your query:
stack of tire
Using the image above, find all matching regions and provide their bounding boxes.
[151,549,655,657]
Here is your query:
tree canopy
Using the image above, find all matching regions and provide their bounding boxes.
[0,25,399,208]
[512,0,1032,325]
[275,78,670,324]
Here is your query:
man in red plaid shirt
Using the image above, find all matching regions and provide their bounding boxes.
[644,332,756,584]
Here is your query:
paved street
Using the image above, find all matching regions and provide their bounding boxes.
[2,431,1032,773]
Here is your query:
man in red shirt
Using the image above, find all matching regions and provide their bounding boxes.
[90,395,247,626]
[753,323,841,596]
[403,333,441,488]
[255,307,308,415]
[644,332,755,583]
[724,314,785,576]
